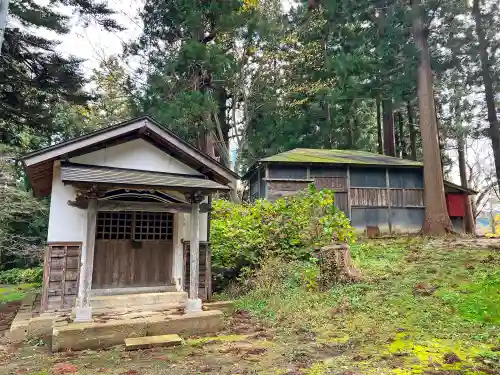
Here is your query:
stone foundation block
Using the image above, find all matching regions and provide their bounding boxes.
[204,301,236,315]
[52,319,148,352]
[146,310,224,337]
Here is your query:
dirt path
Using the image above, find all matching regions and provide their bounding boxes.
[0,301,20,335]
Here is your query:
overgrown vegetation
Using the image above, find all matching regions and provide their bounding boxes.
[231,238,500,374]
[210,186,354,286]
[2,238,499,375]
[0,183,48,270]
[0,267,43,286]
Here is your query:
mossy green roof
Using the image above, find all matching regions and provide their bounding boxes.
[259,148,423,167]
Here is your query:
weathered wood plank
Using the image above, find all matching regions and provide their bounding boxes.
[97,201,210,213]
[350,188,388,207]
[313,176,347,190]
[390,189,405,207]
[80,198,97,311]
[92,240,173,289]
[404,189,424,207]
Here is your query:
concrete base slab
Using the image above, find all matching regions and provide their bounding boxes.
[91,285,177,296]
[28,314,60,338]
[204,301,235,315]
[77,291,188,310]
[125,334,182,350]
[146,310,223,337]
[52,309,224,352]
[74,307,92,322]
[52,318,149,352]
[186,298,202,313]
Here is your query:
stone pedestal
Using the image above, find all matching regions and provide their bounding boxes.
[74,307,92,322]
[185,298,202,313]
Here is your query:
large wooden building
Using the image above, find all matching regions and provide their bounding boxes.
[243,148,475,234]
[22,116,238,321]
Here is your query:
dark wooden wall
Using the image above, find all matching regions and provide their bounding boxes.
[250,163,427,234]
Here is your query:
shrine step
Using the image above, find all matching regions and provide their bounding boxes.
[78,292,188,310]
[125,334,183,350]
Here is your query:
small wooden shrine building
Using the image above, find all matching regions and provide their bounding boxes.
[22,116,238,321]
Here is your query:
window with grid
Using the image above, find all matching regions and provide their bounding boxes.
[96,212,174,240]
[96,212,133,240]
[133,212,173,240]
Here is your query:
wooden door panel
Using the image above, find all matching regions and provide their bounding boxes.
[92,240,173,288]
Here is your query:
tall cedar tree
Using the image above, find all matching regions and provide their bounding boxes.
[132,0,250,165]
[411,0,452,234]
[472,0,500,195]
[0,0,122,151]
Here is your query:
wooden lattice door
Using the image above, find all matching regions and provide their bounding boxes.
[92,211,174,289]
[42,243,81,312]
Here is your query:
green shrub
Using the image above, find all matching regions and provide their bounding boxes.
[211,185,354,284]
[0,267,43,285]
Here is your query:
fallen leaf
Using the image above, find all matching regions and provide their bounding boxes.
[52,362,78,374]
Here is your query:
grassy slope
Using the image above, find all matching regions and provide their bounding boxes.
[0,284,37,303]
[237,238,500,374]
[0,238,498,375]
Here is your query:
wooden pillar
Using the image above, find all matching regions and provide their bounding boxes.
[172,213,184,291]
[184,191,204,312]
[346,166,351,219]
[189,202,200,300]
[386,168,392,234]
[75,198,97,322]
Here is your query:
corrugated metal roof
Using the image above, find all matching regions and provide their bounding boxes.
[260,148,423,166]
[61,164,230,191]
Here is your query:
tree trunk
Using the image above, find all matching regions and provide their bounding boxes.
[457,134,475,233]
[382,99,396,156]
[395,111,401,157]
[376,97,383,154]
[407,101,417,160]
[473,0,500,195]
[411,0,452,234]
[398,111,407,158]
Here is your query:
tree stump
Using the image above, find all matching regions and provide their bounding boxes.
[319,243,360,290]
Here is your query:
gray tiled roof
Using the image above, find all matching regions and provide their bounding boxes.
[61,163,230,191]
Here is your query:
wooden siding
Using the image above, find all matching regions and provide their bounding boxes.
[313,176,347,190]
[309,166,346,177]
[268,165,307,179]
[267,181,311,201]
[92,240,173,288]
[389,189,424,207]
[334,192,348,214]
[350,188,388,206]
[183,241,212,301]
[350,168,387,187]
[404,189,424,207]
[42,243,81,312]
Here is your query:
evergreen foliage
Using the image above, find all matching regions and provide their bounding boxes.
[0,0,122,151]
[210,185,354,285]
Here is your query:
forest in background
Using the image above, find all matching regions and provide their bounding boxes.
[2,0,500,264]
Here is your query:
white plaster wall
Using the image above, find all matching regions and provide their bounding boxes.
[70,139,202,175]
[47,162,87,243]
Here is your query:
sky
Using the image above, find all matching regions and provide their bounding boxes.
[54,0,295,76]
[54,0,143,77]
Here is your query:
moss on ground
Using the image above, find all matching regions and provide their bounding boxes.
[0,238,499,375]
[0,283,37,303]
